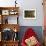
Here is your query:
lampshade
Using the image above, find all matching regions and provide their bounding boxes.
[13,28,17,32]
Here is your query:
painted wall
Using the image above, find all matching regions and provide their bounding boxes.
[0,0,44,26]
[19,0,44,26]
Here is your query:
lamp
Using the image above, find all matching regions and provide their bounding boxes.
[14,28,17,32]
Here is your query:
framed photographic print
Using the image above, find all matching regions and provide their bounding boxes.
[23,9,36,19]
[2,10,9,15]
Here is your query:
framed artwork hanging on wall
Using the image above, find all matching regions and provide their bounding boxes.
[23,9,36,19]
[2,10,9,15]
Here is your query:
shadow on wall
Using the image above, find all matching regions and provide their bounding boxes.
[18,26,43,44]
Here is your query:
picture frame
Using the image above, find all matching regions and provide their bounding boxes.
[9,10,18,15]
[23,9,36,19]
[2,10,9,15]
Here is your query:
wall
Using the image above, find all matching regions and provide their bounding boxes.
[0,0,44,26]
[19,0,44,26]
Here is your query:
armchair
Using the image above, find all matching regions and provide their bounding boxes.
[21,28,41,46]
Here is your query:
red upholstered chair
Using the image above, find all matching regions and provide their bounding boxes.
[21,28,41,46]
